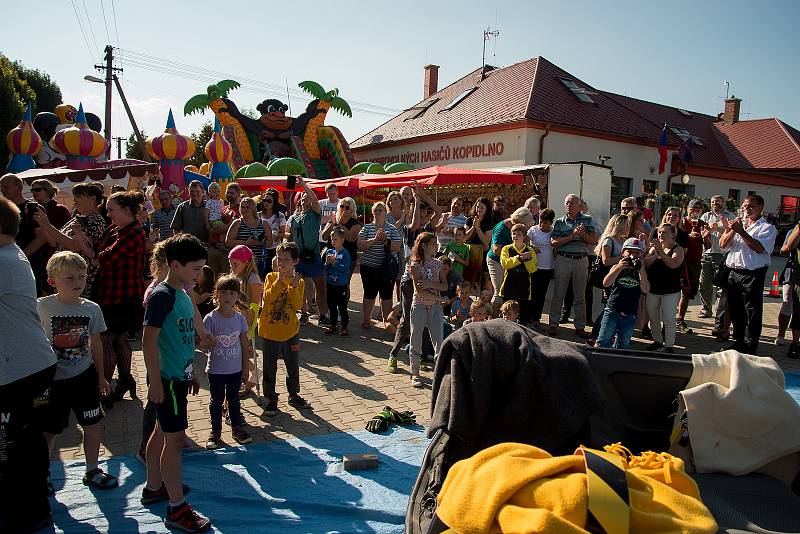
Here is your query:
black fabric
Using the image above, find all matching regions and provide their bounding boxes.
[604,266,642,316]
[645,249,683,295]
[429,319,605,454]
[42,363,104,433]
[209,371,244,436]
[326,283,349,328]
[693,472,800,533]
[530,268,553,322]
[499,245,533,301]
[0,364,56,531]
[727,266,768,352]
[153,377,190,433]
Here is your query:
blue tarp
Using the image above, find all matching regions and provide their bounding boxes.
[46,427,428,533]
[785,371,800,406]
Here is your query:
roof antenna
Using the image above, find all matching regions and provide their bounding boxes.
[482,27,500,80]
[723,80,730,99]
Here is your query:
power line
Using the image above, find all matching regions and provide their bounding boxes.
[122,56,397,118]
[110,0,122,68]
[118,48,402,114]
[69,0,95,63]
[81,0,100,55]
[99,0,111,44]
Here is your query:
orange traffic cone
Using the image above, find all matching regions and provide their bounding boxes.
[768,271,780,297]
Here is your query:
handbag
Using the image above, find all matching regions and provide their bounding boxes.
[589,255,610,289]
[713,257,731,289]
[381,238,400,281]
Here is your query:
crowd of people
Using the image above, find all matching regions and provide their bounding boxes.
[0,168,786,532]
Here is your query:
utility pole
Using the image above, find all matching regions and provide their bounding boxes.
[94,45,123,158]
[113,75,151,162]
[112,136,125,159]
[481,27,500,80]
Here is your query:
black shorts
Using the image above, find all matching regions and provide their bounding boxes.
[154,377,190,433]
[42,363,104,433]
[360,263,394,300]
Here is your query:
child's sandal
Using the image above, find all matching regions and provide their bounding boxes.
[82,468,118,490]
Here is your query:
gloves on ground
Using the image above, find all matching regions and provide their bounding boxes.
[365,406,416,433]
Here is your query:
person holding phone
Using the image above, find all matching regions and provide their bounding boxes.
[226,197,271,277]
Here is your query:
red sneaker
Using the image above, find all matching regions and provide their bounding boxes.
[164,502,212,533]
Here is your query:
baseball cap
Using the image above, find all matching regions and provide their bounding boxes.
[622,237,645,251]
[688,199,703,209]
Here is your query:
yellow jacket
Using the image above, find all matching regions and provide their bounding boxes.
[500,243,538,273]
[437,442,717,534]
[257,272,305,342]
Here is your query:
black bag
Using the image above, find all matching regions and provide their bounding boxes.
[589,255,610,289]
[381,239,400,281]
[713,258,731,289]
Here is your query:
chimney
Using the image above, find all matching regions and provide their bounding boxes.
[723,95,741,125]
[424,64,439,100]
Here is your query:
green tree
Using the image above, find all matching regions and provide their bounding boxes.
[0,53,35,167]
[124,130,148,160]
[11,61,62,114]
[186,121,213,169]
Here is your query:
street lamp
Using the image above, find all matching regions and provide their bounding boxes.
[84,75,104,84]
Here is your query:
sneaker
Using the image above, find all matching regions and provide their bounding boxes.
[165,501,212,533]
[299,312,309,325]
[205,434,222,450]
[318,315,331,326]
[387,356,398,373]
[774,336,786,346]
[324,326,338,335]
[411,376,424,388]
[140,483,191,505]
[339,327,349,337]
[647,341,664,351]
[559,315,570,324]
[675,321,693,335]
[263,398,278,417]
[232,426,253,445]
[288,395,311,410]
[641,326,652,340]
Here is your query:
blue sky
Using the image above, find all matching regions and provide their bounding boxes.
[3,0,799,150]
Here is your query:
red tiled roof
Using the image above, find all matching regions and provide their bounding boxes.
[351,56,800,174]
[714,118,800,170]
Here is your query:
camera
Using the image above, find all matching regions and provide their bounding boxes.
[628,257,642,271]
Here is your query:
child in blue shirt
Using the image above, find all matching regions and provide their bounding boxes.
[324,228,352,336]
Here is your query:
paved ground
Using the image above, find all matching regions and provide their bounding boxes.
[53,264,797,461]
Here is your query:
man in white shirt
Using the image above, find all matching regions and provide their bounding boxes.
[698,195,735,318]
[318,183,340,246]
[435,196,467,252]
[719,195,777,354]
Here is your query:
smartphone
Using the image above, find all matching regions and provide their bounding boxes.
[256,231,266,241]
[286,176,297,190]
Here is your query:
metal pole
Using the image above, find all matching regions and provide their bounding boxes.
[103,45,113,159]
[113,75,151,162]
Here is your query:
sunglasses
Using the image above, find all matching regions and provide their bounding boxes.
[374,209,385,213]
[263,198,273,203]
[339,205,351,210]
[31,188,44,193]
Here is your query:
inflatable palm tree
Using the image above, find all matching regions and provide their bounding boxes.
[297,81,353,159]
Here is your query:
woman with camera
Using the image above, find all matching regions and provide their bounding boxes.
[226,196,271,277]
[644,223,685,353]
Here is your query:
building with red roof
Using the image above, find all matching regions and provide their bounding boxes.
[351,56,800,223]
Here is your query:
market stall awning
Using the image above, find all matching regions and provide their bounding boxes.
[16,159,158,186]
[235,176,303,193]
[357,165,523,189]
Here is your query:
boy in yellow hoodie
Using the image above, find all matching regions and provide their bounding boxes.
[257,242,310,417]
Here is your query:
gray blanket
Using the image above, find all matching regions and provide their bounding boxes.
[429,319,605,454]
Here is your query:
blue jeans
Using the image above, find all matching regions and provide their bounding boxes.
[596,308,637,349]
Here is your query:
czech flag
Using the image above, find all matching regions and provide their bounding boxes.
[657,124,668,174]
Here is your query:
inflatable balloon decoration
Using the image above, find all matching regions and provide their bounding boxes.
[50,103,106,170]
[147,109,195,194]
[5,103,42,173]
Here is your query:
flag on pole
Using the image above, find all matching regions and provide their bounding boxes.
[657,124,668,174]
[679,137,693,167]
